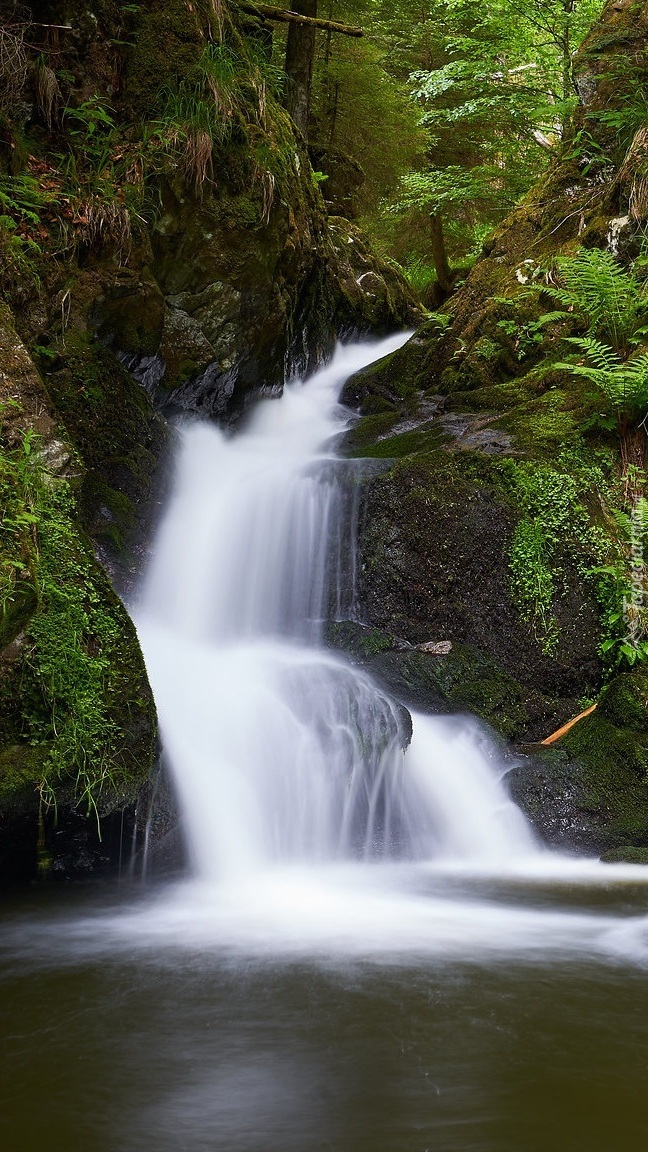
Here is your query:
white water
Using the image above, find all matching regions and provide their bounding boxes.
[135,335,533,879]
[124,334,648,964]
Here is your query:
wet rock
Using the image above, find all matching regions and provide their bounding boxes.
[326,621,534,741]
[508,673,648,854]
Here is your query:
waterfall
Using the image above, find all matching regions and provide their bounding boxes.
[134,334,535,882]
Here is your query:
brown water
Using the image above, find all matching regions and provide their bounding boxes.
[2,870,648,1152]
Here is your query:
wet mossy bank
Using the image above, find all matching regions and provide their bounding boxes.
[333,376,648,856]
[329,0,648,858]
[0,305,159,881]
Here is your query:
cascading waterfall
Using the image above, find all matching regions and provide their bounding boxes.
[134,333,535,884]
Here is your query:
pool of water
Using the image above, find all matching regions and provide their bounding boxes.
[2,865,648,1152]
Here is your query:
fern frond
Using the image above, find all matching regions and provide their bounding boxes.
[566,335,621,372]
[536,311,571,326]
[553,249,648,351]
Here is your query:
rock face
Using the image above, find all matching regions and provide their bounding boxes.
[97,183,418,424]
[509,673,648,856]
[0,305,158,881]
[333,0,648,855]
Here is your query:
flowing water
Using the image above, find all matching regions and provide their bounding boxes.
[2,335,648,1151]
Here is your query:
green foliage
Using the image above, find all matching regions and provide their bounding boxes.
[496,310,566,362]
[389,164,508,217]
[500,457,610,653]
[0,415,139,827]
[0,217,41,301]
[545,248,648,353]
[501,448,648,671]
[0,413,38,642]
[557,338,648,421]
[591,499,648,671]
[304,2,426,225]
[588,54,648,151]
[375,0,600,265]
[152,36,285,195]
[64,96,116,139]
[55,97,145,256]
[0,172,53,224]
[562,128,613,176]
[26,478,124,828]
[509,518,559,652]
[539,250,648,445]
[401,256,438,296]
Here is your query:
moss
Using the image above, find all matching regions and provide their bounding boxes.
[1,378,156,833]
[0,745,46,815]
[389,644,529,739]
[356,443,604,741]
[348,422,448,460]
[495,390,579,455]
[326,620,396,658]
[0,582,37,650]
[124,0,207,116]
[597,672,648,734]
[514,700,648,851]
[39,331,164,556]
[601,846,648,864]
[449,376,540,412]
[341,333,434,413]
[16,473,156,817]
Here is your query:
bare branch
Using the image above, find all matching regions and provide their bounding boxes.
[239,3,363,37]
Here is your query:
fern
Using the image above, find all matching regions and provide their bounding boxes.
[556,338,648,416]
[544,249,648,353]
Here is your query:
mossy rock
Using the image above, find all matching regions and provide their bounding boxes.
[508,674,648,853]
[0,745,45,816]
[597,671,648,733]
[0,582,37,651]
[355,449,601,722]
[1,305,158,881]
[341,324,439,413]
[600,846,648,865]
[38,331,166,559]
[123,0,208,116]
[327,621,553,743]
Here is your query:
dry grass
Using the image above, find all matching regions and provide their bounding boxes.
[183,128,214,189]
[34,55,62,129]
[71,196,132,262]
[257,166,275,224]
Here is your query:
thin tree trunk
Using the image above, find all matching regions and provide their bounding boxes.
[430,213,455,294]
[283,0,318,137]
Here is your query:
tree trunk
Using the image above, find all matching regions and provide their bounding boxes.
[430,213,455,295]
[284,0,318,138]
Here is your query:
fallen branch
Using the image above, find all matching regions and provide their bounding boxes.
[239,2,363,36]
[540,702,597,745]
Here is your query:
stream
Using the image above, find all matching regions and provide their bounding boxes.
[2,335,648,1151]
